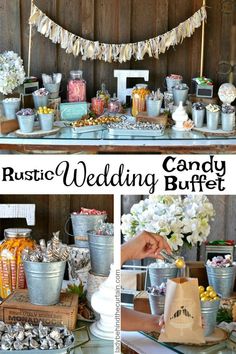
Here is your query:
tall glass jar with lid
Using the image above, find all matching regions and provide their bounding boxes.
[131,84,150,117]
[67,70,87,102]
[0,228,35,298]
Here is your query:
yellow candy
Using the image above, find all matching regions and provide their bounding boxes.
[209,291,217,298]
[198,286,205,294]
[206,286,214,292]
[175,257,185,269]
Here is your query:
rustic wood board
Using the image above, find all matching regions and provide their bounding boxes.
[0,119,19,134]
[136,112,168,126]
[193,126,236,136]
[14,127,60,138]
[144,327,228,347]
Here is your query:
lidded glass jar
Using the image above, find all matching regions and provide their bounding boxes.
[0,228,35,298]
[97,83,110,108]
[108,94,121,113]
[132,84,150,117]
[67,70,87,102]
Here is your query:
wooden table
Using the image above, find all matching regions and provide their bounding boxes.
[1,126,236,154]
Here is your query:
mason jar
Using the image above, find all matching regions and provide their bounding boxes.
[67,70,87,102]
[0,228,35,298]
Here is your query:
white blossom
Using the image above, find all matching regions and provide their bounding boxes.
[0,51,25,95]
[121,195,215,250]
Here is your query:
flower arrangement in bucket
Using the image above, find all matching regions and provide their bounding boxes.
[0,51,25,95]
[121,195,215,252]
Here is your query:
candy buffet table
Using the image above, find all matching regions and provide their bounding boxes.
[1,126,236,154]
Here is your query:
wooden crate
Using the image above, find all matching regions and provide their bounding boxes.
[0,118,19,134]
[136,112,168,127]
[0,289,78,330]
[133,291,150,314]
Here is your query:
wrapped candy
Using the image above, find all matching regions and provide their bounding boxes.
[16,108,34,116]
[206,104,220,113]
[221,104,235,114]
[192,102,205,111]
[76,207,107,216]
[0,321,73,350]
[33,88,49,96]
[22,232,70,263]
[206,255,233,267]
[94,220,114,236]
[148,283,166,296]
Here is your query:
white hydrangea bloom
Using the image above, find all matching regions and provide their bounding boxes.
[121,195,215,250]
[0,51,25,95]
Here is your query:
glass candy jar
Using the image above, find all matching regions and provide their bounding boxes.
[0,228,35,298]
[132,84,150,117]
[108,94,121,113]
[67,70,87,102]
[97,83,110,108]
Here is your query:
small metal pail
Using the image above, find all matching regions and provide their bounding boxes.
[201,300,220,336]
[24,260,66,305]
[64,213,107,248]
[148,293,165,315]
[148,266,178,287]
[88,231,114,276]
[206,265,236,298]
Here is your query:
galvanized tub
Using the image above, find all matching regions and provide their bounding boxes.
[88,231,113,276]
[148,293,165,315]
[172,86,189,106]
[206,265,236,298]
[192,108,205,128]
[222,112,235,131]
[24,261,66,305]
[206,111,220,130]
[64,213,107,248]
[201,300,220,336]
[148,265,178,287]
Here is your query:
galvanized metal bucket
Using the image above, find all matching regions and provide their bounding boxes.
[201,300,220,336]
[206,111,220,130]
[165,77,183,93]
[222,112,235,131]
[146,99,162,117]
[3,98,21,119]
[148,293,165,315]
[88,231,113,276]
[206,265,236,298]
[64,213,107,248]
[192,108,205,128]
[24,260,66,305]
[148,266,178,287]
[17,114,35,133]
[172,87,189,106]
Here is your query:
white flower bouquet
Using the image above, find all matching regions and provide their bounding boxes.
[0,51,25,95]
[121,195,215,251]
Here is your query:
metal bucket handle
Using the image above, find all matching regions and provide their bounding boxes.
[144,267,149,291]
[64,215,74,237]
[67,326,90,353]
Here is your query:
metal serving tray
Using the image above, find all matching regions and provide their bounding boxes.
[72,125,106,134]
[0,327,90,354]
[107,127,165,137]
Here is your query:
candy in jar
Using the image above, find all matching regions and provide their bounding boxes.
[132,84,150,117]
[108,94,121,113]
[97,83,110,108]
[91,97,105,116]
[67,70,87,102]
[0,228,35,298]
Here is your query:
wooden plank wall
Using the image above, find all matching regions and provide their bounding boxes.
[0,195,114,244]
[0,0,235,100]
[121,195,236,262]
